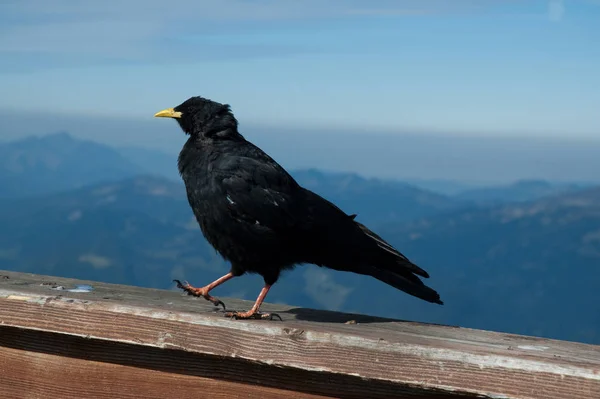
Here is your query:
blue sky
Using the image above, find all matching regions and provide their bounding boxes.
[0,0,599,139]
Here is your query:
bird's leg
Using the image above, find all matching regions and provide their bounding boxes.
[225,284,281,321]
[173,272,235,310]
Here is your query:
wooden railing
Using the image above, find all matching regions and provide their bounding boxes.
[0,270,598,398]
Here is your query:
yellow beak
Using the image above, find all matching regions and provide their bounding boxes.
[154,108,182,119]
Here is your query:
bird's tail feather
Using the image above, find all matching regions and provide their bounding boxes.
[351,220,443,304]
[354,221,430,278]
[369,266,444,304]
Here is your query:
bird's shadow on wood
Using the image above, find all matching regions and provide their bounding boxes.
[283,307,401,324]
[282,307,455,328]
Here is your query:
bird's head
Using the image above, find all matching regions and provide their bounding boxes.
[154,96,239,139]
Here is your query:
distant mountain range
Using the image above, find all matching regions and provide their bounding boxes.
[0,175,223,290]
[2,132,586,204]
[0,132,598,344]
[378,186,600,344]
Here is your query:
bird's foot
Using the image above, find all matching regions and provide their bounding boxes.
[224,310,282,321]
[173,279,226,310]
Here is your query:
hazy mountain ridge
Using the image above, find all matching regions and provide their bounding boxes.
[290,169,465,223]
[0,132,142,198]
[116,141,587,207]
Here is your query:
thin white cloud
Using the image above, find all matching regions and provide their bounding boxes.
[0,0,560,72]
[0,0,513,51]
[0,1,506,22]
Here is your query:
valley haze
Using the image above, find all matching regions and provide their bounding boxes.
[1,109,600,186]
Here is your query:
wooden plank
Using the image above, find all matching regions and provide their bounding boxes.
[0,270,598,399]
[0,325,469,399]
[0,331,331,399]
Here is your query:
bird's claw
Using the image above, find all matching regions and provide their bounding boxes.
[173,279,227,310]
[224,310,282,321]
[173,279,194,293]
[212,299,227,311]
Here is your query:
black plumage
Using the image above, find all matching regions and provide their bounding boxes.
[154,96,442,320]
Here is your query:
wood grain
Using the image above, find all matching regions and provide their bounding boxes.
[0,270,598,399]
[0,325,473,399]
[0,335,331,399]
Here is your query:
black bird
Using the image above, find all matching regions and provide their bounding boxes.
[154,96,443,320]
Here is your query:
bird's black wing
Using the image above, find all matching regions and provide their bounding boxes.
[214,150,305,233]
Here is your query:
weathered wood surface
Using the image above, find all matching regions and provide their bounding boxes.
[0,270,598,399]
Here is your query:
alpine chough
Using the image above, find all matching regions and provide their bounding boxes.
[155,96,443,320]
